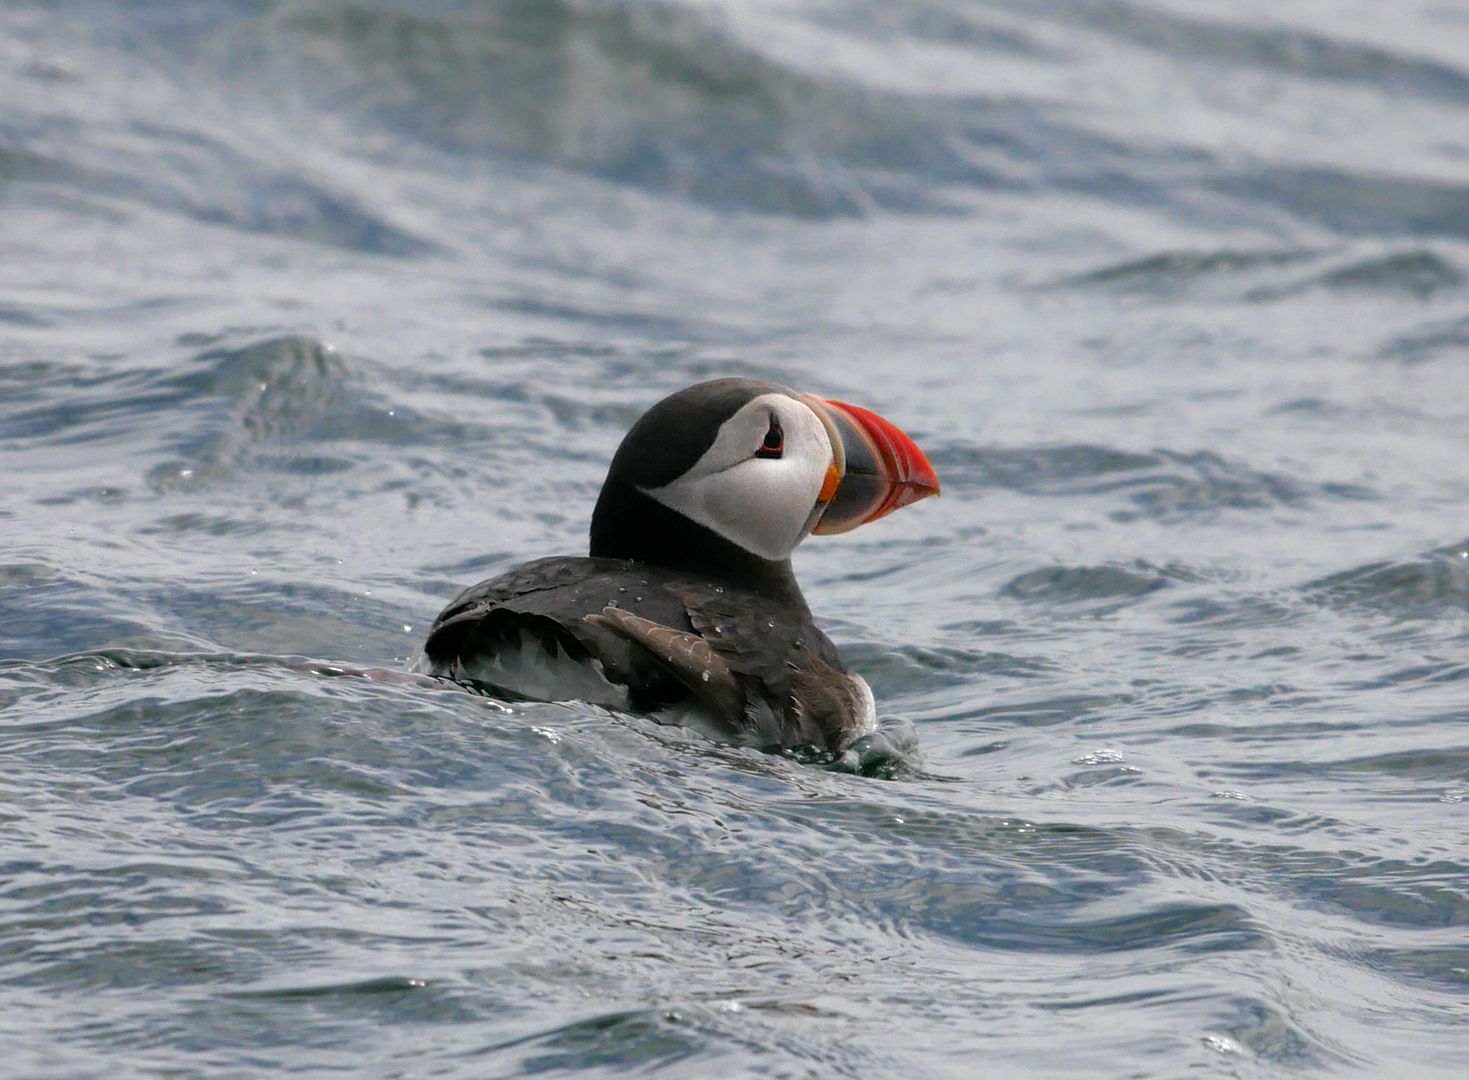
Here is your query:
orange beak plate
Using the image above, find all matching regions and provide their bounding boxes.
[800,395,940,535]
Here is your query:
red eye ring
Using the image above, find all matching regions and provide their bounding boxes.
[755,416,783,458]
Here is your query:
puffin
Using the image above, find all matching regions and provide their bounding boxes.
[414,378,939,752]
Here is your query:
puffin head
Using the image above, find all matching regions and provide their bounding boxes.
[590,379,938,582]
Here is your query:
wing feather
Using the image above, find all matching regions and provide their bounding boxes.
[584,607,747,721]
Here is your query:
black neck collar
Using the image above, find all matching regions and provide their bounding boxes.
[589,478,810,614]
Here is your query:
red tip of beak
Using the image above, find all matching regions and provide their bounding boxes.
[807,397,940,535]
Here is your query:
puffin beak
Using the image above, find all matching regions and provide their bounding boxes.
[799,395,941,535]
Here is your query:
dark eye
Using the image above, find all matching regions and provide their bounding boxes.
[755,416,783,459]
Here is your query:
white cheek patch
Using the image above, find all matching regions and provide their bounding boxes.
[641,395,833,562]
[662,456,819,560]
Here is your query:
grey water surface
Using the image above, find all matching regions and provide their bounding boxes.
[2,1,1468,1076]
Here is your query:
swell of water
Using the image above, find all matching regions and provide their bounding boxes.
[3,1,1469,1076]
